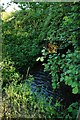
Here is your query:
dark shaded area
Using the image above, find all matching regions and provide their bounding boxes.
[59,83,80,107]
[57,43,74,56]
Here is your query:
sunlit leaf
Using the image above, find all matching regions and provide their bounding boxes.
[72,86,78,94]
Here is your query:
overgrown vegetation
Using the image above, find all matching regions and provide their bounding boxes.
[2,2,80,119]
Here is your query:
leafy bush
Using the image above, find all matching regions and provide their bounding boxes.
[63,102,79,120]
[2,59,20,87]
[2,9,44,75]
[33,2,80,94]
[3,75,79,119]
[3,75,63,119]
[3,3,80,78]
[41,49,80,94]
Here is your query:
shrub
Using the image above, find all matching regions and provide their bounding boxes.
[2,59,20,87]
[3,75,63,119]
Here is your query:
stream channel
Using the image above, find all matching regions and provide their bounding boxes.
[25,63,78,107]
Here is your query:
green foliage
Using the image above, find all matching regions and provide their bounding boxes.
[43,49,80,94]
[3,76,63,118]
[34,2,80,94]
[2,9,43,73]
[63,102,78,120]
[61,50,80,94]
[2,2,80,119]
[2,59,20,87]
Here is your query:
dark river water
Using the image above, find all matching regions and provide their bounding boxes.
[26,63,79,107]
[30,70,63,105]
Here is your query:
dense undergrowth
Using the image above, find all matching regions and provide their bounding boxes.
[1,2,80,119]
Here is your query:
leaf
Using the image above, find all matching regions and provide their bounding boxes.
[68,106,73,112]
[60,77,64,82]
[36,57,40,61]
[41,49,45,53]
[72,82,77,88]
[62,54,65,58]
[40,57,44,62]
[52,82,57,89]
[72,86,78,94]
[67,79,72,86]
